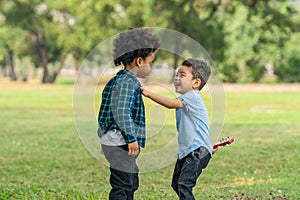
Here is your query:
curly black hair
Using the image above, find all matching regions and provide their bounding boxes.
[113,28,160,67]
[182,58,211,90]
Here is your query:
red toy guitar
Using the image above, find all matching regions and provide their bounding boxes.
[213,137,235,153]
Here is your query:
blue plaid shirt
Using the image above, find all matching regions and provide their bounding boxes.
[98,70,146,148]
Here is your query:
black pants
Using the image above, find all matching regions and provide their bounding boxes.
[101,144,139,200]
[171,147,211,200]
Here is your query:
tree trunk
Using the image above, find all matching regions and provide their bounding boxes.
[171,53,180,83]
[171,42,183,83]
[7,49,17,81]
[31,33,50,83]
[31,33,65,84]
[49,56,66,83]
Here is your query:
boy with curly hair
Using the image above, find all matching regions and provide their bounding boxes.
[97,28,159,200]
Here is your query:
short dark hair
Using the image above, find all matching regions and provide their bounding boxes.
[182,58,211,90]
[113,28,160,66]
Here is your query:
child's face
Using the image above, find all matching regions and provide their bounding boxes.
[137,53,155,78]
[174,65,200,94]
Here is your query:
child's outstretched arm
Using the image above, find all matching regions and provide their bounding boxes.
[141,87,183,109]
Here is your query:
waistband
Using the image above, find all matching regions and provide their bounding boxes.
[189,146,210,159]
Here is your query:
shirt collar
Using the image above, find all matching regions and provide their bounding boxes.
[117,69,137,79]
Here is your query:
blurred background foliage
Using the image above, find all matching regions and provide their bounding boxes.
[0,0,299,83]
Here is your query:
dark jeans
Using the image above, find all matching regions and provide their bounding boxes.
[171,147,211,200]
[101,144,139,200]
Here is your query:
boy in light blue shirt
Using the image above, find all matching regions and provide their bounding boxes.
[141,58,212,199]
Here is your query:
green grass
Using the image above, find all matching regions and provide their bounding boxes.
[0,82,299,199]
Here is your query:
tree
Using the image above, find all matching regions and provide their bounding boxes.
[1,0,133,83]
[275,32,300,82]
[133,0,227,82]
[224,0,300,82]
[208,0,300,82]
[0,0,299,83]
[0,0,59,83]
[0,24,30,81]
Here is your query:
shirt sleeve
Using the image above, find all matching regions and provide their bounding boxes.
[177,95,189,112]
[178,91,206,116]
[111,80,139,143]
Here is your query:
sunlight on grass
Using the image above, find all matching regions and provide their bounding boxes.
[0,82,299,199]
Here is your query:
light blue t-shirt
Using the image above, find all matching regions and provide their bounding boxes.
[176,90,212,159]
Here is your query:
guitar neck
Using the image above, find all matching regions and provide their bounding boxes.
[213,137,235,149]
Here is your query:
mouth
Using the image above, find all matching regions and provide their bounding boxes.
[174,82,180,87]
[174,85,180,91]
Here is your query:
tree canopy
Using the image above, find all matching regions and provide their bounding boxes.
[0,0,299,83]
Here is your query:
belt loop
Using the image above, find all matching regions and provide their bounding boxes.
[191,151,196,157]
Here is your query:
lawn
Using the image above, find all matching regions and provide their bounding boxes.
[0,81,299,199]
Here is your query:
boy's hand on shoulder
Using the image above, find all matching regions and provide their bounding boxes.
[128,141,140,156]
[140,86,150,97]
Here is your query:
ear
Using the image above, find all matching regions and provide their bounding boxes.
[136,57,144,67]
[192,78,201,89]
